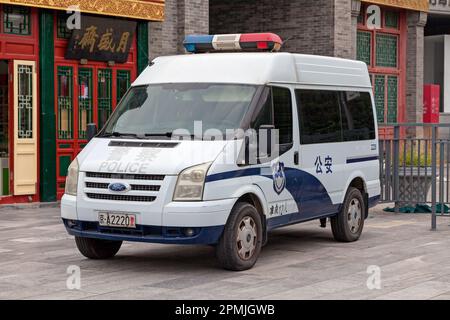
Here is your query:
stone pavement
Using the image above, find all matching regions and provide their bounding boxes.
[1,204,450,300]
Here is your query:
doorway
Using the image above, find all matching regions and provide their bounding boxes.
[0,60,9,196]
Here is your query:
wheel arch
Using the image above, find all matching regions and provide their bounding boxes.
[231,186,269,244]
[343,173,369,219]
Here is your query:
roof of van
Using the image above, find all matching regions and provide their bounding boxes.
[133,52,372,89]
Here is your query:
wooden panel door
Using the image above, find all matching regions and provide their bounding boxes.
[13,60,37,195]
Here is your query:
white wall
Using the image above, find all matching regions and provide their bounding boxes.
[445,35,450,114]
[424,35,450,113]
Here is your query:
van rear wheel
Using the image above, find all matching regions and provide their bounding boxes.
[75,236,122,259]
[216,202,263,271]
[331,187,365,242]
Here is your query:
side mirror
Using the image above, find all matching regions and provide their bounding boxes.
[86,123,97,142]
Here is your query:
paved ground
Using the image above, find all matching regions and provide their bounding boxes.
[1,204,450,300]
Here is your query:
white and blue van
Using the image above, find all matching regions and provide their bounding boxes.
[62,33,380,271]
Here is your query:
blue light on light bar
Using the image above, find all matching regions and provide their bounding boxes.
[184,35,214,53]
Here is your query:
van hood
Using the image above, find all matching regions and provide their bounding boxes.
[77,138,231,175]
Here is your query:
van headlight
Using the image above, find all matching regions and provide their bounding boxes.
[173,162,212,201]
[65,158,79,196]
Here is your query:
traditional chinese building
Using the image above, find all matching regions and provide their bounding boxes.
[0,0,164,204]
[425,0,450,117]
[150,0,430,138]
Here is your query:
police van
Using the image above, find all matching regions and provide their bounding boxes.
[62,33,380,271]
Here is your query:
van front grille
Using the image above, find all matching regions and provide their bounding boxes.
[83,172,164,203]
[86,193,156,202]
[85,172,165,181]
[85,182,160,192]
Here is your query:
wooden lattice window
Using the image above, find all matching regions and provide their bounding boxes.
[98,69,112,129]
[57,66,73,139]
[116,70,131,104]
[78,68,93,139]
[372,74,398,124]
[56,12,72,39]
[3,5,31,35]
[375,33,398,68]
[17,64,33,138]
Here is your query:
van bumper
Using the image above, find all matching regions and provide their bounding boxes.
[61,194,236,244]
[63,219,224,245]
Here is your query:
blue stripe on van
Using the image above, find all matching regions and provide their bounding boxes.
[346,156,379,164]
[205,167,261,183]
[206,167,338,218]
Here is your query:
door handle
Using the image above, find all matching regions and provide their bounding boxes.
[294,151,299,165]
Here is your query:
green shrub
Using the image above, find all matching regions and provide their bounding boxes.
[399,152,432,166]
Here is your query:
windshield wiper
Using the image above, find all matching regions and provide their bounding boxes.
[101,132,143,139]
[143,132,173,138]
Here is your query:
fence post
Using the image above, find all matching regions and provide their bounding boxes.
[431,125,437,231]
[393,125,400,213]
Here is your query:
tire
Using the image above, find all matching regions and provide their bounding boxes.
[331,187,365,242]
[75,236,122,259]
[216,202,263,271]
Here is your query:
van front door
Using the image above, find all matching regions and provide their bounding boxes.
[13,60,37,195]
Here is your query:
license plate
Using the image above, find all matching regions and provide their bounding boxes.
[98,212,136,228]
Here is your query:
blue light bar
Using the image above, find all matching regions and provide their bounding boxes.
[183,35,214,53]
[183,33,283,54]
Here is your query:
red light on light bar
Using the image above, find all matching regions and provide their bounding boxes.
[240,33,283,44]
[257,41,269,50]
[239,33,282,51]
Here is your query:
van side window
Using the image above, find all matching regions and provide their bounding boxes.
[340,92,376,141]
[251,88,273,130]
[296,90,342,144]
[273,87,293,145]
[250,86,293,155]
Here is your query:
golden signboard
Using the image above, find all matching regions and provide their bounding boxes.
[0,0,165,21]
[362,0,429,12]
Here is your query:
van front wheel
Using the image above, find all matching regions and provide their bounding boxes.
[75,236,122,259]
[216,202,263,271]
[331,187,365,242]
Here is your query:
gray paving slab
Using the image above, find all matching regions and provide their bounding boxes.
[1,204,450,299]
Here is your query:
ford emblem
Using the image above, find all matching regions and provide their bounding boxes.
[108,182,130,193]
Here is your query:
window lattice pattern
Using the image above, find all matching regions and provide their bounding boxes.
[357,31,371,65]
[384,10,399,29]
[98,69,112,129]
[116,70,131,104]
[374,75,385,123]
[3,5,31,35]
[78,68,93,139]
[387,76,398,123]
[17,65,33,139]
[56,12,72,39]
[57,67,73,139]
[376,34,398,68]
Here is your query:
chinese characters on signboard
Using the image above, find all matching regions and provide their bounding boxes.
[66,15,137,63]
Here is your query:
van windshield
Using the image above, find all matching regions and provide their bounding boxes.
[101,83,259,139]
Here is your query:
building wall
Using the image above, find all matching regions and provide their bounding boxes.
[149,0,209,59]
[209,0,360,59]
[209,0,338,57]
[406,11,427,126]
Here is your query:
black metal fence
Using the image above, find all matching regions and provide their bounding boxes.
[379,123,450,230]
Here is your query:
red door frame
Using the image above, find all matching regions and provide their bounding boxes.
[54,13,138,199]
[0,6,40,204]
[358,4,407,139]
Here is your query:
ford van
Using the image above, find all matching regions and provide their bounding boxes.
[62,33,380,271]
